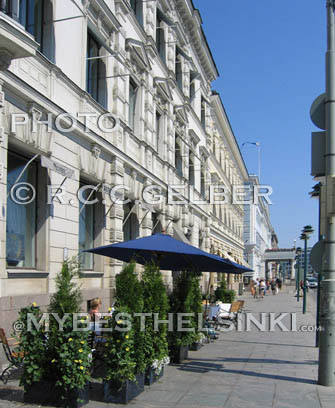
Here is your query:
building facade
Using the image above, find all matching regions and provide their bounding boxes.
[0,0,252,337]
[243,175,273,280]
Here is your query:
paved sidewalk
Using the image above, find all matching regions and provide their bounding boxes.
[1,288,334,407]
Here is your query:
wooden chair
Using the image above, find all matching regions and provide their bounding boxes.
[214,300,244,329]
[0,328,23,384]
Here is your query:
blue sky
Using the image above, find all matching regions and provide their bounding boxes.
[193,0,323,248]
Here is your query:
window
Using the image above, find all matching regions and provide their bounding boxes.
[156,13,165,62]
[6,151,37,268]
[2,0,55,60]
[200,166,206,198]
[201,97,206,129]
[130,0,143,26]
[175,135,183,178]
[78,183,95,270]
[129,79,138,129]
[123,203,139,241]
[86,31,107,108]
[152,212,162,234]
[189,154,195,187]
[175,51,182,90]
[156,110,162,151]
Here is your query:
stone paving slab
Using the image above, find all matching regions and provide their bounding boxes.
[1,287,334,407]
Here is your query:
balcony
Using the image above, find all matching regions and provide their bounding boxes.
[0,1,38,70]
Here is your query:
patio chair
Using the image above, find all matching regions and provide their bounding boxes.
[0,328,23,384]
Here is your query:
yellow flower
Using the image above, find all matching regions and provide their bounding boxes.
[74,360,79,363]
[68,338,73,342]
[51,359,56,363]
[78,359,82,363]
[80,341,85,344]
[78,348,83,353]
[125,347,130,352]
[79,366,84,370]
[116,340,120,343]
[117,320,123,324]
[32,302,37,307]
[125,335,129,339]
[108,307,112,312]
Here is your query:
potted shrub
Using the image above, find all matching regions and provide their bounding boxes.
[21,260,91,408]
[168,271,199,363]
[141,262,169,385]
[102,308,141,404]
[101,263,145,403]
[215,278,236,303]
[188,274,204,351]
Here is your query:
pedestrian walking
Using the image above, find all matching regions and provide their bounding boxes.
[255,278,260,299]
[276,277,282,291]
[270,278,277,295]
[259,279,266,299]
[250,280,256,298]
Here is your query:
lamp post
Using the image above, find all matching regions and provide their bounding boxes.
[300,226,314,314]
[296,246,302,302]
[318,0,335,386]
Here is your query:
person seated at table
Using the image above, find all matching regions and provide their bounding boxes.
[89,297,102,335]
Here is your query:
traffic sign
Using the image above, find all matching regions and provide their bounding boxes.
[310,239,325,273]
[310,93,326,130]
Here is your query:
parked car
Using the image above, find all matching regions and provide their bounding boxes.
[307,277,318,289]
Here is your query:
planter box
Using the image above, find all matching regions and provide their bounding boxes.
[24,380,89,408]
[170,345,188,364]
[144,365,164,386]
[189,342,203,351]
[103,372,144,404]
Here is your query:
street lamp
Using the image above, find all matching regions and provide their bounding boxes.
[300,225,314,314]
[295,246,302,302]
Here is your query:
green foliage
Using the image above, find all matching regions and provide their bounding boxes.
[48,259,83,316]
[214,278,236,303]
[18,260,91,401]
[168,271,202,352]
[102,308,137,384]
[141,262,169,368]
[15,304,48,391]
[115,262,145,374]
[47,260,91,399]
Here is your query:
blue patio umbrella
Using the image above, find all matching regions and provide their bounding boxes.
[85,233,251,274]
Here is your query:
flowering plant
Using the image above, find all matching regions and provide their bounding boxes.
[151,356,170,375]
[17,260,91,403]
[102,308,137,384]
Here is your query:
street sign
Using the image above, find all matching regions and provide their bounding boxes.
[310,93,326,130]
[310,239,325,273]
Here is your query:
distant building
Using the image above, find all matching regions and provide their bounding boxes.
[296,247,315,276]
[243,175,274,280]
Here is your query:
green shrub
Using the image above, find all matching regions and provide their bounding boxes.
[141,262,169,370]
[214,279,236,303]
[47,260,91,399]
[115,262,145,374]
[168,271,201,352]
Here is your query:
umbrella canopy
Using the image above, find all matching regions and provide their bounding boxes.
[85,234,252,274]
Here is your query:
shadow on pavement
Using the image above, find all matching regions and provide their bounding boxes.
[177,361,317,384]
[191,357,318,365]
[219,339,316,348]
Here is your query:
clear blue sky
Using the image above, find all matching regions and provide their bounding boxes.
[193,0,323,248]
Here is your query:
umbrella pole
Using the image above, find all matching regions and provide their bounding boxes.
[205,274,211,319]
